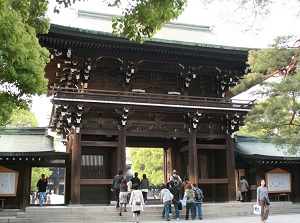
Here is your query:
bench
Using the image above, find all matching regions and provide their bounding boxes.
[275,193,290,201]
[0,199,4,211]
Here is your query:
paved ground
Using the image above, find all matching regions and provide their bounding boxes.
[112,213,300,223]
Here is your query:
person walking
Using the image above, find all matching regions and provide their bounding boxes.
[257,179,270,223]
[169,170,182,188]
[118,178,128,216]
[180,177,190,199]
[129,183,145,223]
[238,176,249,202]
[111,170,123,207]
[184,183,196,220]
[192,183,204,220]
[131,172,141,188]
[140,174,150,204]
[169,181,180,221]
[160,183,172,221]
[162,181,172,217]
[36,174,48,207]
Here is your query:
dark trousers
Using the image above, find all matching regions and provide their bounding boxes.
[185,202,196,220]
[115,188,120,206]
[142,191,147,202]
[241,191,247,202]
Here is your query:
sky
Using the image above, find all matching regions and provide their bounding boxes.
[32,0,300,126]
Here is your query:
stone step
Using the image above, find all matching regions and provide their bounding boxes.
[0,202,299,223]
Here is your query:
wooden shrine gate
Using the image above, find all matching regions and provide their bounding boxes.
[38,24,253,204]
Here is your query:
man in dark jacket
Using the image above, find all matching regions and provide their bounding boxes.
[36,174,48,207]
[169,181,181,220]
[111,170,123,207]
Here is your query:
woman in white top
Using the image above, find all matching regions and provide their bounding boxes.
[129,183,144,223]
[257,179,270,223]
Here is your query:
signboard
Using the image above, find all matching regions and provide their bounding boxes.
[0,166,19,197]
[266,168,291,193]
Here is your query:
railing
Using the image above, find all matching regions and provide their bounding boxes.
[50,87,255,111]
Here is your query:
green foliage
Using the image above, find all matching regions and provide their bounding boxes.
[54,0,187,43]
[238,71,300,154]
[31,167,53,191]
[129,147,163,186]
[0,0,50,126]
[6,108,39,127]
[231,36,297,95]
[111,0,187,43]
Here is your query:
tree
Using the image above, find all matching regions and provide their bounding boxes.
[236,37,300,154]
[129,148,163,186]
[0,0,50,126]
[55,0,187,43]
[31,167,53,191]
[5,108,39,127]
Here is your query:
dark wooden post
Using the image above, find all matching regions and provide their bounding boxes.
[227,135,236,201]
[70,130,81,205]
[188,130,198,184]
[21,163,31,210]
[118,126,126,177]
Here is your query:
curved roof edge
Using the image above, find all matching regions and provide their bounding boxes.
[48,24,255,52]
[234,134,300,161]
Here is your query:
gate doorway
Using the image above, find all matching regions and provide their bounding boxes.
[30,167,65,205]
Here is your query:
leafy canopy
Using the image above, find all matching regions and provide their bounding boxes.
[237,37,300,154]
[54,0,187,42]
[129,147,163,186]
[6,108,39,127]
[0,0,50,126]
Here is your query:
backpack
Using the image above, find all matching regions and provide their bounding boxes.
[173,175,180,187]
[195,188,204,200]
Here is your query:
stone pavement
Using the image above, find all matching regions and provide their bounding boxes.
[111,213,300,223]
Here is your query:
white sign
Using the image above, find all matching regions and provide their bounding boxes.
[267,173,291,192]
[0,172,16,195]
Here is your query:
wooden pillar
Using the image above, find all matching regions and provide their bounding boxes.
[188,130,198,184]
[227,135,236,201]
[293,164,300,203]
[21,163,31,210]
[117,127,126,177]
[166,148,172,181]
[70,130,81,204]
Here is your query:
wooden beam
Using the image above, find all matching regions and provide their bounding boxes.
[81,141,118,147]
[198,178,229,184]
[180,144,227,152]
[80,179,113,185]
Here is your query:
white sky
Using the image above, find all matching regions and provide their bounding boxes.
[32,0,300,126]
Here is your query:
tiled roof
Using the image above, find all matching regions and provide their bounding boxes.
[235,134,300,161]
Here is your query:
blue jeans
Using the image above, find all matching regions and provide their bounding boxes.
[195,202,203,219]
[39,192,46,206]
[162,202,172,215]
[163,200,171,220]
[185,202,196,220]
[173,201,180,219]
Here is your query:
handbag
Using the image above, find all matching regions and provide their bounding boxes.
[178,201,182,210]
[136,200,141,205]
[264,196,270,206]
[253,204,261,215]
[181,196,187,207]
